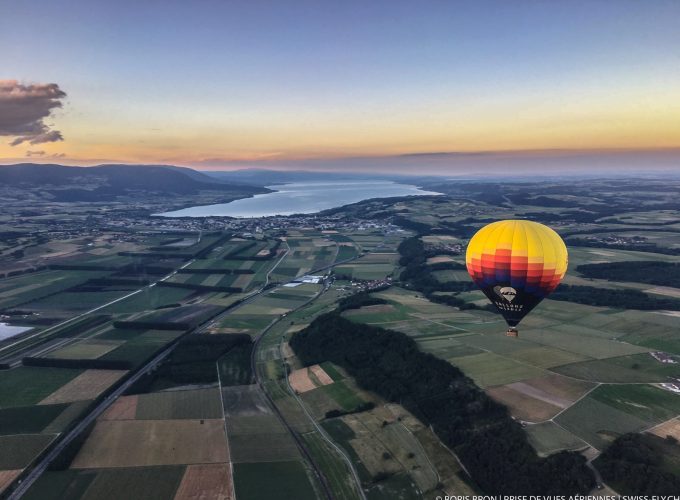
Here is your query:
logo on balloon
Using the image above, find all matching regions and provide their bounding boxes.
[494,286,517,302]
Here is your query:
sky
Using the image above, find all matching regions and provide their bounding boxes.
[1,0,680,174]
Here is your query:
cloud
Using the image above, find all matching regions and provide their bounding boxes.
[0,80,67,146]
[24,150,66,159]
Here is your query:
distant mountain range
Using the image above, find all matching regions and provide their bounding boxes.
[0,164,269,202]
[202,168,430,186]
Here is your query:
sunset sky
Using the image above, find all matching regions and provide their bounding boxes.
[1,0,679,173]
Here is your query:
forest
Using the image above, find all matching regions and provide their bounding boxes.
[577,261,680,288]
[550,284,680,310]
[290,310,595,494]
[128,333,251,393]
[594,433,680,494]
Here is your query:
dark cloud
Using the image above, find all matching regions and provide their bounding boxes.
[0,80,67,146]
[25,150,46,157]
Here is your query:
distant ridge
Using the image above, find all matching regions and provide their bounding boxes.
[0,163,270,201]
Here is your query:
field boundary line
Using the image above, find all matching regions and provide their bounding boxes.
[216,359,237,500]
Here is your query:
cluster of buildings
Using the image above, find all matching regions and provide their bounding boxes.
[651,351,677,364]
[582,234,647,246]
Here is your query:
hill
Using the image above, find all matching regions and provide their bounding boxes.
[0,164,270,201]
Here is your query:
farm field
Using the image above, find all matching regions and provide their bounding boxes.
[233,461,318,500]
[0,366,82,408]
[174,464,233,500]
[70,419,228,467]
[134,387,224,420]
[39,369,126,405]
[5,186,680,498]
[23,466,186,500]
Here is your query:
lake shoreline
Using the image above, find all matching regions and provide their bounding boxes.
[155,180,442,218]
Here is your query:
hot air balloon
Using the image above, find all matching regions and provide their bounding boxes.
[465,220,568,337]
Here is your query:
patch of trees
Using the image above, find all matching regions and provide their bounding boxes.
[523,210,602,224]
[324,402,375,419]
[53,315,111,338]
[128,334,252,393]
[217,342,254,386]
[118,250,193,259]
[505,194,578,208]
[550,284,680,311]
[177,268,254,275]
[577,261,680,288]
[113,320,188,331]
[427,293,483,311]
[224,241,257,256]
[155,281,242,293]
[428,261,466,271]
[290,313,595,494]
[116,263,176,276]
[48,263,123,271]
[23,356,131,370]
[594,433,680,494]
[83,277,152,287]
[337,292,388,312]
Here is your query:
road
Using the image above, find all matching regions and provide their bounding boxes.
[278,335,367,500]
[248,280,334,499]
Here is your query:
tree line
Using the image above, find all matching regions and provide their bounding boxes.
[577,261,680,288]
[550,284,680,311]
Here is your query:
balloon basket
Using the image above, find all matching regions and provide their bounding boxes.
[506,327,519,338]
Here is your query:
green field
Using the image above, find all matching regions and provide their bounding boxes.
[300,431,361,500]
[553,353,680,383]
[0,433,55,469]
[217,343,254,386]
[24,466,186,500]
[134,387,223,420]
[45,340,122,360]
[0,367,82,408]
[233,461,318,500]
[590,384,680,423]
[0,270,109,310]
[101,287,196,313]
[554,397,649,450]
[319,380,367,411]
[0,403,69,435]
[525,421,587,455]
[451,352,547,388]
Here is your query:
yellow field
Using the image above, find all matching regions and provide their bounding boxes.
[71,419,228,468]
[173,464,233,500]
[39,369,127,405]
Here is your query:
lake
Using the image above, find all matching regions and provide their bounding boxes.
[0,322,32,341]
[157,181,442,218]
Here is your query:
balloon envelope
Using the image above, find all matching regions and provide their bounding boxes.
[465,220,568,327]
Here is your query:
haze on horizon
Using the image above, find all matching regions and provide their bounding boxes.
[1,0,680,174]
